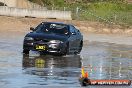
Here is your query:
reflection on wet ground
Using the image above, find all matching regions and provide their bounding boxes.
[23,55,81,77]
[0,39,132,88]
[22,55,81,87]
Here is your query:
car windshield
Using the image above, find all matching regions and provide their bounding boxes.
[35,23,69,35]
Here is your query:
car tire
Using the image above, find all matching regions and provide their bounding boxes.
[63,43,69,55]
[54,53,64,56]
[78,41,83,54]
[23,49,29,55]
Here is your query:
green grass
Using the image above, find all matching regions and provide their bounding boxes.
[29,0,132,27]
[77,2,132,26]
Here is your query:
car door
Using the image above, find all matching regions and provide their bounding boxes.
[68,25,78,52]
[75,28,82,49]
[72,26,82,50]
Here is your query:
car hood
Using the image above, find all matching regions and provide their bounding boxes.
[25,32,68,41]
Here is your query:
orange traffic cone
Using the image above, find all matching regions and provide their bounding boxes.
[80,67,91,86]
[81,67,89,78]
[79,67,131,86]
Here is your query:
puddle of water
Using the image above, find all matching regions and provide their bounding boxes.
[0,38,132,88]
[81,42,132,81]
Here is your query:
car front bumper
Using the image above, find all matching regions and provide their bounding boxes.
[23,41,66,54]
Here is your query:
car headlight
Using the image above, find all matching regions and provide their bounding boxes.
[24,37,34,40]
[49,40,63,43]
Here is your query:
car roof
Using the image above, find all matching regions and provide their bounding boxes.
[42,22,72,26]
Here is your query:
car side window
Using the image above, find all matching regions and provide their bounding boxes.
[70,25,79,35]
[35,23,45,32]
[69,26,74,33]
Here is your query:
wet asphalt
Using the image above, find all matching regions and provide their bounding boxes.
[0,33,132,88]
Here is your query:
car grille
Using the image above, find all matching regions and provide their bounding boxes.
[34,38,50,43]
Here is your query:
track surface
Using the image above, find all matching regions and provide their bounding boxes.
[0,32,132,88]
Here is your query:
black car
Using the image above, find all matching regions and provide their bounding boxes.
[23,22,83,55]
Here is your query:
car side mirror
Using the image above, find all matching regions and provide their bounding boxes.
[30,27,35,31]
[71,32,76,35]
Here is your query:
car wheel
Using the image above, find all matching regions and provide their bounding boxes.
[23,49,29,55]
[63,43,69,55]
[54,53,64,56]
[78,41,83,54]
